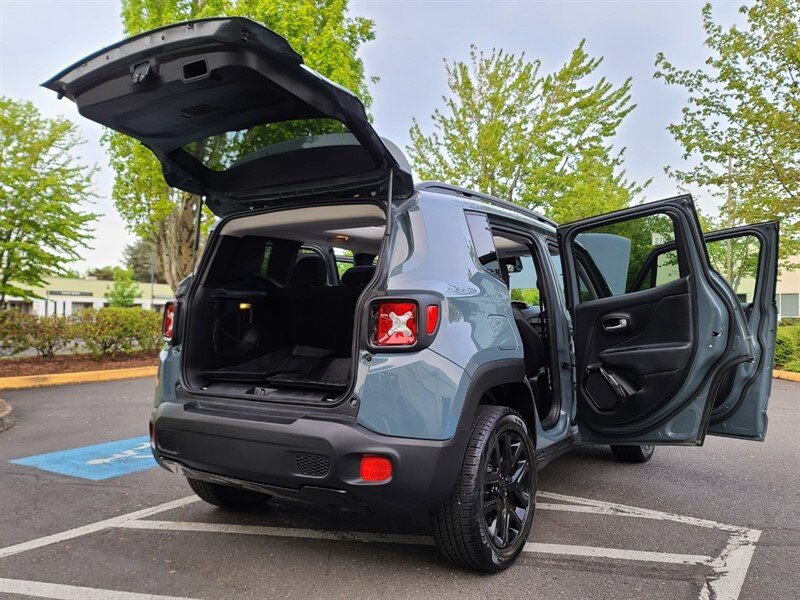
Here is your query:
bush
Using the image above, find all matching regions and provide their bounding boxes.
[27,315,74,358]
[779,316,800,327]
[132,309,163,352]
[0,310,34,356]
[75,307,161,357]
[775,325,800,370]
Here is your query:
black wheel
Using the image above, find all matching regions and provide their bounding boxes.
[431,406,536,572]
[610,444,655,463]
[186,478,271,511]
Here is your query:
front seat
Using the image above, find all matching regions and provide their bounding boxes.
[512,307,550,420]
[290,254,328,287]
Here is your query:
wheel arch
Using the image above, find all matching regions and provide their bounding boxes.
[456,358,536,448]
[480,381,538,449]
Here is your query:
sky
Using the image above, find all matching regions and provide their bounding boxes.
[0,0,745,272]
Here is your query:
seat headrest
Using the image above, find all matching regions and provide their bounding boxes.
[341,265,376,286]
[291,255,328,287]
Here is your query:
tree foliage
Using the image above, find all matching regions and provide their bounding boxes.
[106,269,141,307]
[408,43,646,223]
[655,0,799,265]
[0,97,97,305]
[123,237,166,284]
[107,0,376,291]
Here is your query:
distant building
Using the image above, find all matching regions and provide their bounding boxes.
[776,259,799,319]
[4,277,173,316]
[2,258,798,319]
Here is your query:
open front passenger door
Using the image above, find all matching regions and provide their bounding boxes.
[557,195,760,445]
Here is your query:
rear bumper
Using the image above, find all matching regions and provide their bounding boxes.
[150,400,466,513]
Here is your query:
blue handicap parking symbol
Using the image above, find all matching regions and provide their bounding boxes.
[10,435,158,480]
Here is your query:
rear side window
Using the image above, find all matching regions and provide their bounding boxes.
[571,213,683,302]
[465,212,502,282]
[335,250,354,278]
[706,234,762,304]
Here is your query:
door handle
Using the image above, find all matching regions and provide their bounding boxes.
[602,317,628,332]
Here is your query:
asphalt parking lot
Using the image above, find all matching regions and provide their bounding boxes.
[0,378,797,600]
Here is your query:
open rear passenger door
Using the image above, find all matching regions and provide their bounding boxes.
[557,195,761,445]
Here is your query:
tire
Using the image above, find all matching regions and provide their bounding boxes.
[610,444,655,463]
[431,406,536,573]
[186,477,271,511]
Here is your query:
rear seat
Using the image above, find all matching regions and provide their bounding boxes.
[280,259,375,355]
[204,262,376,386]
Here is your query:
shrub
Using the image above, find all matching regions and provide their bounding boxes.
[132,309,162,352]
[27,315,74,358]
[779,316,800,327]
[774,325,800,369]
[75,307,159,357]
[0,310,34,356]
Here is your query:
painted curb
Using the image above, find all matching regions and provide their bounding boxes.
[0,399,15,432]
[0,366,158,391]
[773,369,800,383]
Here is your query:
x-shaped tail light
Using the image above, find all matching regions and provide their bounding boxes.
[374,302,418,346]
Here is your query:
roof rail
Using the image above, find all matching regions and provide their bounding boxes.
[415,181,556,226]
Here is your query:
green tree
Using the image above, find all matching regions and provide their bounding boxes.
[0,97,97,306]
[408,44,646,223]
[106,269,141,307]
[86,266,118,281]
[107,0,376,291]
[123,238,166,284]
[655,0,799,265]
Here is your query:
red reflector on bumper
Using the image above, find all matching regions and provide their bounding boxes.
[360,456,392,481]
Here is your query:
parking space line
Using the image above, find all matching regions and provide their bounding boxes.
[0,496,199,560]
[523,542,712,565]
[120,519,713,566]
[539,491,762,600]
[0,490,761,600]
[699,529,762,600]
[0,577,199,600]
[119,519,436,546]
[539,491,751,533]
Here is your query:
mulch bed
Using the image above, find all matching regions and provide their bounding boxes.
[0,351,159,377]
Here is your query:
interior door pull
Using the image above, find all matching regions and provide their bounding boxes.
[602,317,628,331]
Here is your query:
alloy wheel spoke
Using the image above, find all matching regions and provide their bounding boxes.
[498,504,510,545]
[483,497,502,516]
[500,434,513,475]
[507,502,524,529]
[510,459,529,486]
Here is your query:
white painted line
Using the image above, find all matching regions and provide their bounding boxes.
[699,528,762,600]
[539,491,751,533]
[538,491,762,600]
[123,519,713,568]
[0,488,762,600]
[523,542,712,565]
[537,501,651,518]
[0,577,199,600]
[0,496,199,559]
[119,519,435,547]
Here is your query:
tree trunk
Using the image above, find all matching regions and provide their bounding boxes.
[155,193,204,293]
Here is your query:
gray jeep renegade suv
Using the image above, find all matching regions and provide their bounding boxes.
[47,17,779,572]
